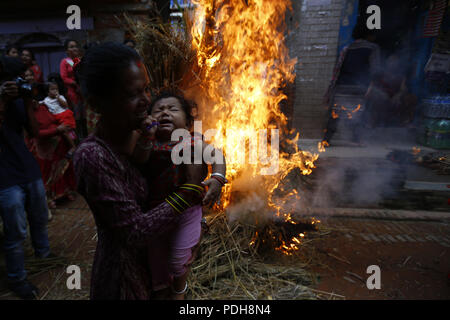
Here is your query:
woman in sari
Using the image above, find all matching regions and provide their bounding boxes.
[31,102,76,209]
[60,39,87,140]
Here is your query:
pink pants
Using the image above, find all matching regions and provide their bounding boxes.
[148,205,202,291]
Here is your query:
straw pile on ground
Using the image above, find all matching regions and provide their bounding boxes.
[188,211,337,300]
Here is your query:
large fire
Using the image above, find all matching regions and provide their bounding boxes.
[187,0,320,254]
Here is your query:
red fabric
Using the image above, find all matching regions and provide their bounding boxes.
[60,58,81,106]
[423,0,446,37]
[53,109,76,128]
[29,64,44,83]
[32,104,76,201]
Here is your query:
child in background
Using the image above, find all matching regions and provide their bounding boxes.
[41,82,77,150]
[133,90,227,300]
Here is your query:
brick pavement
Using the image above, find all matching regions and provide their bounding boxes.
[0,194,448,299]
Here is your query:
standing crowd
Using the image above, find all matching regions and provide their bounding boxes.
[0,39,226,300]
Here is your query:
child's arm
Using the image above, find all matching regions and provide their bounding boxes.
[131,115,158,164]
[57,95,69,109]
[201,143,227,206]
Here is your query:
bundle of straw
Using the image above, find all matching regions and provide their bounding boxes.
[122,11,199,94]
[188,212,325,300]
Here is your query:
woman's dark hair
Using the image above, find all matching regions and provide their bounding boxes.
[21,48,35,60]
[75,42,141,111]
[149,90,196,128]
[47,72,67,96]
[64,39,78,50]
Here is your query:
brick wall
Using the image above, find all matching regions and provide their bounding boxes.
[287,0,345,139]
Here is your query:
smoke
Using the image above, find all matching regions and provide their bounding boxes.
[310,154,402,209]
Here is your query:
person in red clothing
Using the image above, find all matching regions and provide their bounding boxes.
[20,49,44,83]
[60,39,86,139]
[30,102,76,209]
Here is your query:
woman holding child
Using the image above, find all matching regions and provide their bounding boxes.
[73,43,225,300]
[31,82,76,208]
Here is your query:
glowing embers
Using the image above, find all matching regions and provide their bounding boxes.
[249,217,320,256]
[332,104,362,119]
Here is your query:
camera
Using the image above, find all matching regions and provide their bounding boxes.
[14,77,33,98]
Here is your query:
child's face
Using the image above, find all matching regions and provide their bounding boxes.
[151,97,188,138]
[48,84,59,98]
[24,70,34,83]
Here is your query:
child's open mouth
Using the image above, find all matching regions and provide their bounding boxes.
[158,119,173,127]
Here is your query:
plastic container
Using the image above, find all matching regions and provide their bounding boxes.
[427,118,450,149]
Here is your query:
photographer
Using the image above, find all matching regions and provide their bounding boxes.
[0,55,51,300]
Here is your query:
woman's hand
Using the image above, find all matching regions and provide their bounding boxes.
[201,178,222,206]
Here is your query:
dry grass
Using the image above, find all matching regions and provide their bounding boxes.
[121,11,199,94]
[188,211,343,300]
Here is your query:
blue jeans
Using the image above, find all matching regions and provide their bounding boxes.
[0,179,50,282]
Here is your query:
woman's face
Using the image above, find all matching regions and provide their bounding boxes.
[21,50,32,65]
[7,48,19,58]
[151,97,188,138]
[66,41,80,58]
[103,61,151,132]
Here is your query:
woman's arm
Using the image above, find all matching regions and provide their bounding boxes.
[74,145,204,246]
[201,142,227,206]
[60,59,76,87]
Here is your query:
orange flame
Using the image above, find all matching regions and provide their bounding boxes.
[332,110,339,119]
[190,0,319,254]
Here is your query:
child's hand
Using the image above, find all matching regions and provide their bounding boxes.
[57,124,71,133]
[140,115,158,139]
[201,178,222,207]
